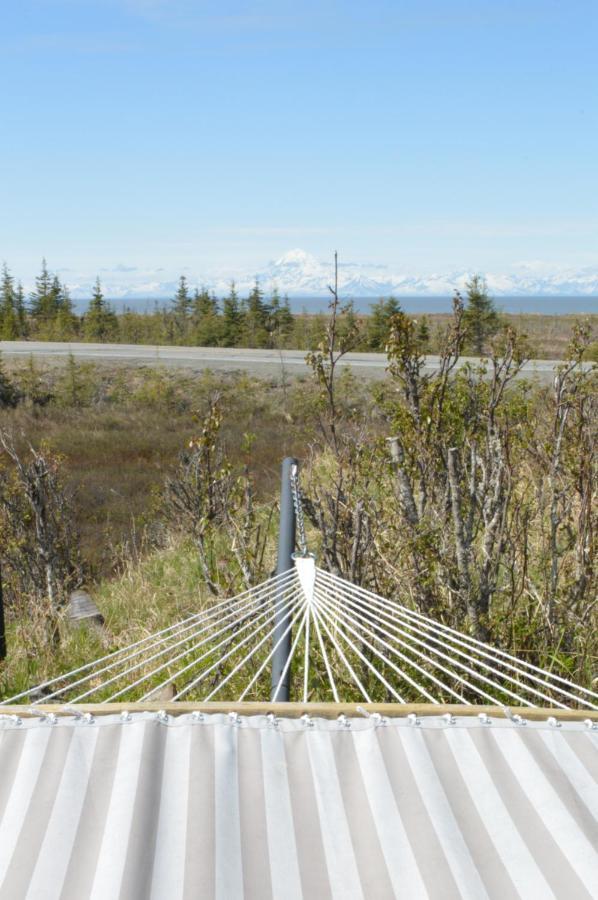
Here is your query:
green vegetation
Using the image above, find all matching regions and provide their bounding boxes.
[83,278,118,341]
[1,260,596,358]
[0,297,596,702]
[461,274,500,353]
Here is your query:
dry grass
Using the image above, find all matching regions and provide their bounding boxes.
[0,364,330,574]
[419,312,597,358]
[0,534,213,701]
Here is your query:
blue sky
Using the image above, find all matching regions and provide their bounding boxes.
[1,0,597,289]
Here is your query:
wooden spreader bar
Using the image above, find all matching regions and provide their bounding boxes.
[2,702,597,722]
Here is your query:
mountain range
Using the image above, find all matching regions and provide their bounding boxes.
[234,250,598,299]
[63,249,598,305]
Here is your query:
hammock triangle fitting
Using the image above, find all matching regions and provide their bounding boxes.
[3,555,596,710]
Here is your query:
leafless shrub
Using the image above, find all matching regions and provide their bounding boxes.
[163,399,274,596]
[0,430,82,638]
[299,286,596,683]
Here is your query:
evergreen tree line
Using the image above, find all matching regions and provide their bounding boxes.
[1,260,500,352]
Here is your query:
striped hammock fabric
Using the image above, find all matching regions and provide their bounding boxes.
[0,711,596,899]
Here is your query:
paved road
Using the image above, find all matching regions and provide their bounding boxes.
[0,340,576,381]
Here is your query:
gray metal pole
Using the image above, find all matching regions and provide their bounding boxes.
[270,457,297,701]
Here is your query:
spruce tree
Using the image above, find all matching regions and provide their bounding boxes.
[192,288,221,345]
[172,276,191,340]
[221,282,243,347]
[463,275,500,355]
[29,259,56,329]
[415,315,430,351]
[338,299,360,348]
[192,287,218,320]
[14,283,28,337]
[242,279,269,346]
[83,277,117,341]
[54,283,78,338]
[266,287,281,346]
[0,264,18,340]
[278,295,294,338]
[366,296,402,349]
[49,275,63,314]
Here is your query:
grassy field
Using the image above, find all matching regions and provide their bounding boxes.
[406,312,596,359]
[501,312,597,358]
[0,361,368,573]
[0,534,217,702]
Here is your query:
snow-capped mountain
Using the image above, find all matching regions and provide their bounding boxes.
[62,249,598,304]
[212,250,598,299]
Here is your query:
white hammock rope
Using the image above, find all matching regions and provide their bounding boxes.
[172,588,306,702]
[3,561,596,708]
[271,604,310,703]
[65,581,293,703]
[311,603,340,703]
[237,598,307,702]
[313,588,409,703]
[316,569,595,707]
[314,578,557,708]
[88,582,303,703]
[0,569,298,706]
[315,584,450,704]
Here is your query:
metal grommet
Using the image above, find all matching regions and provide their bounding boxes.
[120,711,132,722]
[191,711,204,723]
[369,712,389,727]
[502,707,527,726]
[443,713,457,726]
[267,713,279,728]
[301,714,314,728]
[156,710,169,724]
[65,707,94,724]
[338,714,351,729]
[547,716,561,728]
[478,713,492,725]
[407,713,421,726]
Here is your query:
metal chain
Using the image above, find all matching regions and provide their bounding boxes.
[290,464,309,556]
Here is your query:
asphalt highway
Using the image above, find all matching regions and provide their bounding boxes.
[0,341,575,381]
